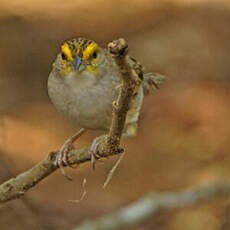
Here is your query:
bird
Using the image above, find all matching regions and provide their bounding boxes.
[48,38,164,179]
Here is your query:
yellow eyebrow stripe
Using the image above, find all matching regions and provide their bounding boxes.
[61,43,73,61]
[82,43,98,60]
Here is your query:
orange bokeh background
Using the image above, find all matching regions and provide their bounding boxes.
[1,0,230,229]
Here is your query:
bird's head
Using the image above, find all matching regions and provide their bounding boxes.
[59,38,103,76]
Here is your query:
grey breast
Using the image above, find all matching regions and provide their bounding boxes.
[48,59,121,131]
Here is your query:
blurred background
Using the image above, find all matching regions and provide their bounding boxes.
[1,0,230,229]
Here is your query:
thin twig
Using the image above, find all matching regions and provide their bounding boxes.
[103,151,126,188]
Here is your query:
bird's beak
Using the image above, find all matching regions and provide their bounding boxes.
[74,56,85,72]
[74,56,81,72]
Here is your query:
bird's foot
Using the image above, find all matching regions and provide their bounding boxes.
[89,136,105,170]
[55,128,85,181]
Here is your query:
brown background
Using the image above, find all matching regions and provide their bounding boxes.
[1,0,230,229]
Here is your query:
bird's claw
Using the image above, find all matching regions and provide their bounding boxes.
[55,139,75,181]
[89,136,104,170]
[54,128,85,181]
[55,139,73,166]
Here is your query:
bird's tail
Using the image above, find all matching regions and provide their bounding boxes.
[142,72,165,95]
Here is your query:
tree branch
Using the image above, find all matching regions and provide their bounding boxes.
[74,181,230,230]
[0,38,138,203]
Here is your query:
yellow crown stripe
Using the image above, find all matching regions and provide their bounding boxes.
[61,43,73,61]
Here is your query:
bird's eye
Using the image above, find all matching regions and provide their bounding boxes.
[61,52,67,60]
[92,51,98,59]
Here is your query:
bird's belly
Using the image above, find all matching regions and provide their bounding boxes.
[61,87,117,131]
[48,72,143,133]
